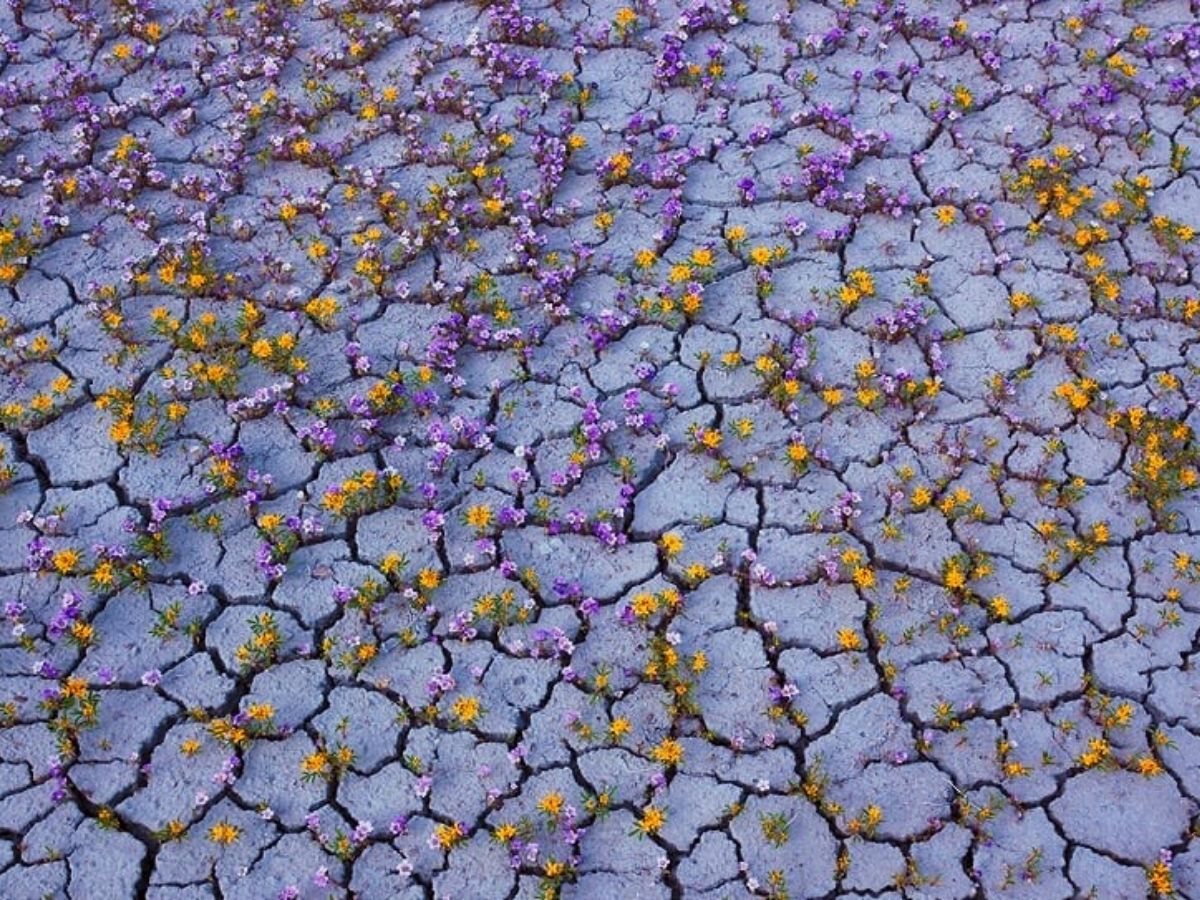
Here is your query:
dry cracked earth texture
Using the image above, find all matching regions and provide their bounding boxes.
[0,0,1199,897]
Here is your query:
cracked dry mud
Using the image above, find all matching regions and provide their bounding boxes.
[0,0,1199,897]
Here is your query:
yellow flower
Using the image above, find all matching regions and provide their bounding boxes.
[465,504,493,531]
[433,822,466,850]
[301,750,329,778]
[636,806,666,835]
[836,628,864,651]
[934,206,958,226]
[848,268,875,296]
[208,821,241,845]
[606,151,632,181]
[630,592,658,618]
[856,388,879,407]
[245,703,274,721]
[659,532,684,559]
[92,560,115,587]
[538,791,565,819]
[614,7,637,26]
[852,566,876,590]
[378,554,404,577]
[651,738,684,766]
[69,621,94,645]
[1147,859,1175,897]
[695,428,722,451]
[257,513,283,531]
[1136,756,1163,777]
[1078,736,1110,768]
[667,263,692,283]
[944,567,966,591]
[109,419,133,444]
[52,548,81,575]
[451,695,481,725]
